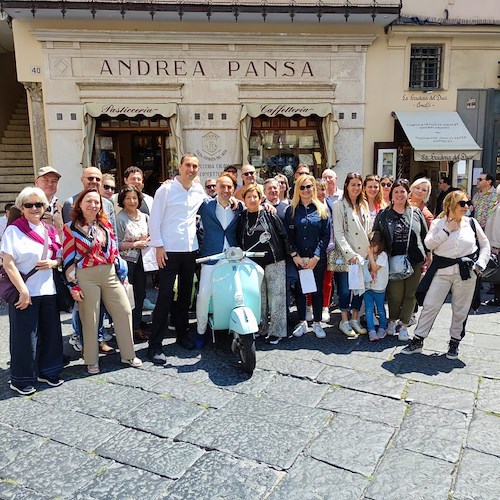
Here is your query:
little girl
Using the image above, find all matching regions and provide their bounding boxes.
[365,231,389,341]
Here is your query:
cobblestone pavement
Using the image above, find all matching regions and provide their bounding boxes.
[1,293,500,499]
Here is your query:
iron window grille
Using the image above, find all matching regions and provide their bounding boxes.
[409,45,442,91]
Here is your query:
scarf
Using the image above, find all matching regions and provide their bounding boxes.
[11,216,61,258]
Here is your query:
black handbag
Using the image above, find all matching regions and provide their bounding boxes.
[53,269,74,312]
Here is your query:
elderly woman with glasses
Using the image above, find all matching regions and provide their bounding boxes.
[285,175,330,339]
[403,190,490,359]
[373,179,430,342]
[0,187,64,395]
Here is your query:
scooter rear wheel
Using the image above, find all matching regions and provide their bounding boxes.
[238,335,256,374]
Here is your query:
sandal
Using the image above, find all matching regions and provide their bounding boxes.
[121,357,143,368]
[87,364,100,375]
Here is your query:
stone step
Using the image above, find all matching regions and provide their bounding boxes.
[0,165,33,174]
[1,137,31,145]
[0,151,32,160]
[3,130,31,139]
[10,118,29,125]
[0,193,19,204]
[0,144,32,152]
[0,174,34,185]
[7,124,30,132]
[0,159,34,167]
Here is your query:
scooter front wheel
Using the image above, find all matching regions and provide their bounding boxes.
[238,334,256,374]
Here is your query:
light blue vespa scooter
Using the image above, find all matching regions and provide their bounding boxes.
[195,233,270,374]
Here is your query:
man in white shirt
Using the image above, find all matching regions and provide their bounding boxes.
[322,168,343,205]
[148,153,207,364]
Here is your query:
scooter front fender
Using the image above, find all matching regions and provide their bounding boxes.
[229,306,258,336]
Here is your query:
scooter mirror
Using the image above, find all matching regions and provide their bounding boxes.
[259,231,271,244]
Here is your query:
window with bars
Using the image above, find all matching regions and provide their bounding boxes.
[409,45,442,90]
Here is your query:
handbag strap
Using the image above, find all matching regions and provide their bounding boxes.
[23,226,50,281]
[404,207,414,256]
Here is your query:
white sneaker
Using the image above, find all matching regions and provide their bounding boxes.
[398,326,409,341]
[292,321,308,337]
[143,298,156,310]
[338,321,357,338]
[377,328,387,340]
[321,307,330,323]
[305,306,313,322]
[386,321,397,336]
[313,322,326,339]
[350,319,367,335]
[368,330,379,342]
[69,334,83,352]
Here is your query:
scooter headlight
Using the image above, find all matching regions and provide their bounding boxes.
[234,293,244,306]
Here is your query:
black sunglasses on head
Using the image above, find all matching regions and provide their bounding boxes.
[458,200,473,208]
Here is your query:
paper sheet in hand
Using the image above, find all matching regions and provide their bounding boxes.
[348,264,364,290]
[299,269,317,294]
[142,246,159,272]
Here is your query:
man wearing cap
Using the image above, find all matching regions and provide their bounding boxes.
[35,166,64,236]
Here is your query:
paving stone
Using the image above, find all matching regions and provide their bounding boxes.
[269,455,368,500]
[203,368,276,396]
[473,333,500,351]
[317,386,408,427]
[459,357,500,380]
[394,403,467,463]
[308,413,395,477]
[34,378,154,419]
[17,406,126,452]
[262,374,329,407]
[0,482,49,500]
[314,351,397,376]
[178,395,331,469]
[119,394,205,438]
[453,448,500,500]
[317,365,407,399]
[161,451,281,499]
[96,367,169,390]
[466,409,500,457]
[0,440,110,498]
[405,381,476,414]
[0,398,47,428]
[0,424,45,468]
[257,354,326,380]
[365,447,454,500]
[73,462,173,499]
[150,374,236,408]
[477,378,500,413]
[95,428,204,479]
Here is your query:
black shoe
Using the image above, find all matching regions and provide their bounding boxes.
[266,335,281,345]
[402,336,424,355]
[37,376,64,387]
[10,383,36,396]
[140,320,153,330]
[176,333,195,350]
[148,348,167,365]
[446,340,460,360]
[481,298,500,307]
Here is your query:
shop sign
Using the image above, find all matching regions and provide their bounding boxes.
[416,151,480,162]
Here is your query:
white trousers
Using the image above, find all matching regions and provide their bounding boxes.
[414,272,477,342]
[196,264,215,335]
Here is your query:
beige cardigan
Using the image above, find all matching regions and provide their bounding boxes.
[333,198,371,262]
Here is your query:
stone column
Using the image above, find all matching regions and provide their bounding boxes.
[23,82,48,172]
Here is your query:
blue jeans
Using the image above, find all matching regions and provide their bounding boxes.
[72,302,107,343]
[334,271,363,312]
[364,289,387,332]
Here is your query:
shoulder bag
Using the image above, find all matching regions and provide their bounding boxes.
[388,207,415,281]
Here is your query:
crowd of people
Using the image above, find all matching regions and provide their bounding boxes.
[0,156,498,396]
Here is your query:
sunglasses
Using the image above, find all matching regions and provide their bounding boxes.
[278,181,287,185]
[380,182,392,187]
[458,200,473,208]
[103,185,115,191]
[299,184,313,191]
[242,171,255,177]
[23,202,44,209]
[205,184,216,189]
[477,177,486,181]
[84,176,102,182]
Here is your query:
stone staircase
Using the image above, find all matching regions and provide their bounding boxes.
[0,96,34,205]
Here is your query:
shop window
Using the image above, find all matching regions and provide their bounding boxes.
[409,45,442,91]
[249,114,324,178]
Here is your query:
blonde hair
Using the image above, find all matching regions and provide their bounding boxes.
[410,177,432,203]
[241,183,263,200]
[438,190,468,219]
[290,175,328,219]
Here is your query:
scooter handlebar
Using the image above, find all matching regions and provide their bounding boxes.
[245,251,266,258]
[196,252,225,264]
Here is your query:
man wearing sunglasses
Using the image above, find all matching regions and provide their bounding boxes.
[100,173,116,200]
[472,172,496,229]
[234,164,257,200]
[204,178,217,198]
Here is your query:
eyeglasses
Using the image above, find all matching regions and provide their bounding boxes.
[477,177,486,181]
[380,182,392,188]
[278,181,287,185]
[299,184,313,191]
[84,176,102,182]
[205,184,216,189]
[103,185,115,191]
[458,200,473,208]
[242,171,255,177]
[23,202,44,209]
